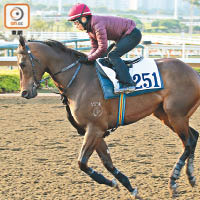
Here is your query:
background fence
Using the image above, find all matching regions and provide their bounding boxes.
[1,32,200,68]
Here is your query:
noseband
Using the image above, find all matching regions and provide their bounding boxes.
[24,43,82,94]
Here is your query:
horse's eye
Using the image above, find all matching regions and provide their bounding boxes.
[19,62,26,69]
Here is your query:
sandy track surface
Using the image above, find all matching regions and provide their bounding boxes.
[0,96,200,200]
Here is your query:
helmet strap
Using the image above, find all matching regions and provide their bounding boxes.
[78,4,87,29]
[80,4,86,18]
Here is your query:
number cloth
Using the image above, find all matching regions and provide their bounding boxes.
[96,57,164,99]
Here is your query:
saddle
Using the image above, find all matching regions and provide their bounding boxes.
[96,57,143,77]
[95,57,164,99]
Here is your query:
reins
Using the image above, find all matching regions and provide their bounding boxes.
[52,59,82,94]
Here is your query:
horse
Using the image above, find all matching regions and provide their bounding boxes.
[16,35,200,198]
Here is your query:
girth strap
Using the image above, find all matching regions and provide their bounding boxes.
[117,93,126,126]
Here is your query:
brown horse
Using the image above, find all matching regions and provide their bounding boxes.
[17,36,200,198]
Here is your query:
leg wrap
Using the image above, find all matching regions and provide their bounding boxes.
[86,167,113,187]
[111,167,134,192]
[170,159,185,180]
[186,155,194,175]
[186,156,196,186]
[186,129,198,176]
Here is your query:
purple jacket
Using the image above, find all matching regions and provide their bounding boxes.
[87,15,136,61]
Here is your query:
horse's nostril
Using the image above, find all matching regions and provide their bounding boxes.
[21,90,28,98]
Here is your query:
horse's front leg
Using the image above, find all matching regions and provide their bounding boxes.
[96,138,138,198]
[78,123,116,188]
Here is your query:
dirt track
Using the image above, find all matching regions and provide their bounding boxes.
[0,96,200,200]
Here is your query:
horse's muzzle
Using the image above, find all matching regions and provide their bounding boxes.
[21,85,37,99]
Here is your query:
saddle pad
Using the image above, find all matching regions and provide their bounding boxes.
[96,57,164,99]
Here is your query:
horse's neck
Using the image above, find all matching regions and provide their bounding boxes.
[45,52,69,75]
[47,55,96,99]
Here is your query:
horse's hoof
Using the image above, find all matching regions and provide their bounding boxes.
[168,183,178,197]
[130,188,138,199]
[189,176,196,187]
[111,179,120,191]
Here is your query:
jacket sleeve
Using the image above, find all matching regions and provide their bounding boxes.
[89,35,98,55]
[88,24,108,61]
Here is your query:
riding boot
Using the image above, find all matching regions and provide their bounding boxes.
[114,63,135,85]
[111,60,136,94]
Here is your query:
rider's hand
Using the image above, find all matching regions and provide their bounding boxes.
[79,56,95,64]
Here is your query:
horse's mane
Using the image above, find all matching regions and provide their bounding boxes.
[29,39,86,58]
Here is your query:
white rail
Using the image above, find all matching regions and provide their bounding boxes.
[4,31,200,45]
[144,44,200,58]
[4,31,89,41]
[1,56,200,68]
[0,57,17,66]
[143,35,200,45]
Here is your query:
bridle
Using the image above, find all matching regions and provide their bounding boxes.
[23,43,82,95]
[25,44,41,88]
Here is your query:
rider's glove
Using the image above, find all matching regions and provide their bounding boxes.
[79,56,95,64]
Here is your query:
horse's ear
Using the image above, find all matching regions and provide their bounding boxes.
[19,35,25,47]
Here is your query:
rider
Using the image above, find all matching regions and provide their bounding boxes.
[68,3,142,93]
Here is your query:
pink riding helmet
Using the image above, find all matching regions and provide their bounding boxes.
[68,3,92,21]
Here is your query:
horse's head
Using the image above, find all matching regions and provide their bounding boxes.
[17,36,87,99]
[17,36,45,99]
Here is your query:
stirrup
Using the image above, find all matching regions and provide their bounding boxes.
[114,85,136,94]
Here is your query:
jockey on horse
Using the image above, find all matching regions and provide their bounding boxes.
[68,3,142,94]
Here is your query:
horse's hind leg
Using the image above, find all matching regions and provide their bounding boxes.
[186,127,199,187]
[153,107,188,193]
[153,105,174,131]
[166,115,193,195]
[154,106,198,192]
[96,138,138,198]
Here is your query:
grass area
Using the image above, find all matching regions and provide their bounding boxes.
[0,69,56,93]
[0,69,19,93]
[0,69,19,76]
[194,68,200,73]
